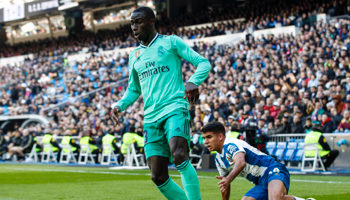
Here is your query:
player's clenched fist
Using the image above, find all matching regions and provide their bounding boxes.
[111,104,121,124]
[184,82,199,105]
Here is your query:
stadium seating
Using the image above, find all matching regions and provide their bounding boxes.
[266,142,276,156]
[264,141,306,167]
[274,142,287,161]
[123,144,146,167]
[78,144,96,164]
[25,144,40,163]
[41,144,58,163]
[293,142,304,162]
[283,142,298,162]
[101,144,120,165]
[59,144,77,164]
[189,153,202,169]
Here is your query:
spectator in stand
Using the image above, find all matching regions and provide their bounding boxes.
[190,122,205,157]
[321,113,335,133]
[332,94,345,115]
[295,109,306,126]
[239,111,250,126]
[202,106,214,124]
[270,101,281,120]
[337,110,350,132]
[303,117,313,133]
[280,113,292,134]
[257,118,268,135]
[263,110,274,124]
[237,92,254,110]
[212,111,221,122]
[264,98,273,112]
[343,99,350,112]
[310,102,325,123]
[330,107,343,129]
[267,118,284,136]
[291,115,305,133]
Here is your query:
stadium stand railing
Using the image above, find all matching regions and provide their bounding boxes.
[182,18,245,30]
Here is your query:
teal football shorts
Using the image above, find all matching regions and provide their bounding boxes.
[143,109,191,162]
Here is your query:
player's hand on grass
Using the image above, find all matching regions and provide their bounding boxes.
[184,82,199,105]
[216,176,230,193]
[111,104,121,125]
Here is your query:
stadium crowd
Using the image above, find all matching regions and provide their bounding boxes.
[0,0,348,58]
[0,0,350,161]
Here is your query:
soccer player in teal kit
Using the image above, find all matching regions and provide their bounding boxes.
[111,6,211,200]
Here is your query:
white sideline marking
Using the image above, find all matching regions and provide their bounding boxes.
[3,167,350,184]
[109,166,149,170]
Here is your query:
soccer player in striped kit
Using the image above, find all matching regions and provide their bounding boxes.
[201,122,314,200]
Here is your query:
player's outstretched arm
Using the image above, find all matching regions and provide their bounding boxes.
[216,152,246,199]
[111,61,141,123]
[223,185,231,200]
[216,176,231,200]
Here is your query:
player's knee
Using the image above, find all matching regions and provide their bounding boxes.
[151,174,169,186]
[172,150,187,166]
[269,193,285,200]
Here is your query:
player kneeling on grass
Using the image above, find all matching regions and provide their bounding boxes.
[201,122,314,200]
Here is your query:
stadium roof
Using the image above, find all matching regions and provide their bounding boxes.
[0,0,34,8]
[0,0,127,9]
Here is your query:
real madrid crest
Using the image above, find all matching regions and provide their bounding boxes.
[135,49,140,59]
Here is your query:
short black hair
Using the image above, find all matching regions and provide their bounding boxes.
[133,6,155,20]
[231,122,240,132]
[129,126,136,133]
[201,122,226,135]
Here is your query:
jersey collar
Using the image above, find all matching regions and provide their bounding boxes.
[140,33,159,48]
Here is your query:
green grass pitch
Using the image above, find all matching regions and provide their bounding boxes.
[0,164,349,200]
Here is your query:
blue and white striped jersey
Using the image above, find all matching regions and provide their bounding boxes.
[215,138,276,185]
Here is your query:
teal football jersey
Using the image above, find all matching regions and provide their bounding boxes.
[115,33,211,123]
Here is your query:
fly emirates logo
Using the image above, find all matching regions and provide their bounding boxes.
[138,61,170,81]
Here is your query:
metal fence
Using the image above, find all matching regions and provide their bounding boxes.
[269,134,305,143]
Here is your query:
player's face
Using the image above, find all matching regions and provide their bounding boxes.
[130,11,152,41]
[202,131,224,152]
